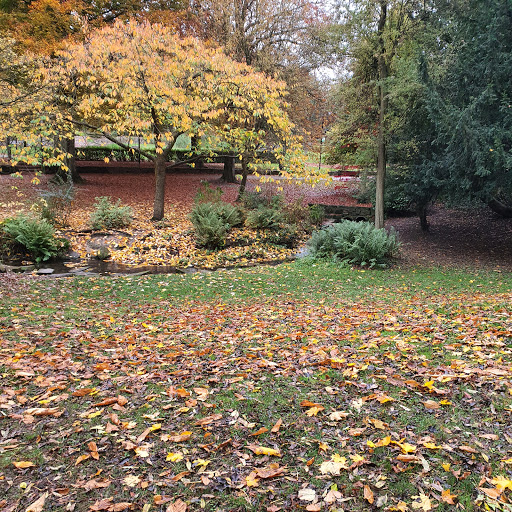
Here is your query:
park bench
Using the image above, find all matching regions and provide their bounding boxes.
[311,204,375,223]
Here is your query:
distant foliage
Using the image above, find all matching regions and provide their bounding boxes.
[90,196,133,230]
[37,176,75,225]
[1,214,70,262]
[194,181,224,205]
[307,220,400,267]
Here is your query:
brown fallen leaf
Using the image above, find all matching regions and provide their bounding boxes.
[255,463,286,479]
[92,398,118,407]
[171,471,190,482]
[24,407,61,417]
[305,504,321,512]
[73,388,95,397]
[459,445,478,454]
[110,504,132,512]
[423,400,441,410]
[83,479,111,491]
[162,432,192,443]
[25,492,48,512]
[166,499,187,512]
[478,487,501,500]
[89,499,113,511]
[194,387,209,401]
[195,414,222,426]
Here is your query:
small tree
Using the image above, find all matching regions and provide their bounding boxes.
[37,20,305,220]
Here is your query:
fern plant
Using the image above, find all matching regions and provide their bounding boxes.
[307,220,400,267]
[90,196,133,230]
[1,214,70,262]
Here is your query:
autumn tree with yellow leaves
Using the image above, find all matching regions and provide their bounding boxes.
[34,20,304,220]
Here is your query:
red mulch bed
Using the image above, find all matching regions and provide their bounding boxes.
[1,170,512,271]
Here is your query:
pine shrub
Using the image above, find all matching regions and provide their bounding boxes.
[90,196,133,230]
[307,220,400,267]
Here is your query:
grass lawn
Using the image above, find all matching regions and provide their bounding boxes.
[1,261,512,511]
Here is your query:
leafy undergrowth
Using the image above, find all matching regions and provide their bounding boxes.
[1,263,512,511]
[0,172,361,269]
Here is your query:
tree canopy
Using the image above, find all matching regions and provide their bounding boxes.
[22,20,304,219]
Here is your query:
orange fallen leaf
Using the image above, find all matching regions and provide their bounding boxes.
[441,489,458,504]
[13,461,36,469]
[423,400,441,410]
[76,454,91,465]
[270,418,283,433]
[251,427,269,436]
[478,487,501,500]
[364,485,374,504]
[306,405,324,416]
[459,445,478,454]
[171,471,190,482]
[245,471,259,487]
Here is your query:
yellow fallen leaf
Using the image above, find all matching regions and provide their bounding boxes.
[166,452,184,462]
[13,461,36,469]
[364,485,374,504]
[412,493,432,511]
[245,471,259,487]
[491,475,512,493]
[422,442,441,450]
[247,444,281,456]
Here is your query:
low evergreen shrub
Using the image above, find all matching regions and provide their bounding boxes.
[245,206,284,229]
[90,196,133,230]
[37,176,75,225]
[307,220,400,267]
[1,214,70,262]
[190,201,243,248]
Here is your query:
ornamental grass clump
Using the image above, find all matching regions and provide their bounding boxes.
[90,196,133,230]
[307,220,400,267]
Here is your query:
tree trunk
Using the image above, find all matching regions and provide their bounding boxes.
[152,155,167,220]
[488,197,512,218]
[417,203,429,231]
[54,138,84,183]
[236,157,249,200]
[375,1,388,230]
[222,155,237,183]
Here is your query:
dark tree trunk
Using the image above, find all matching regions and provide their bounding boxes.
[375,0,388,230]
[488,197,512,218]
[236,156,249,200]
[54,138,84,183]
[222,155,237,183]
[417,203,429,231]
[152,155,167,220]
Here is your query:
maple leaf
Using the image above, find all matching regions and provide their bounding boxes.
[491,476,512,492]
[297,488,317,502]
[306,405,324,416]
[441,489,458,504]
[245,471,260,487]
[411,493,432,511]
[166,452,184,462]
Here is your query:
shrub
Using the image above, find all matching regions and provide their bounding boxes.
[194,181,223,204]
[307,220,400,267]
[265,224,300,247]
[245,206,284,229]
[190,201,242,248]
[90,196,133,230]
[1,214,70,262]
[241,190,283,210]
[308,204,325,225]
[37,176,75,225]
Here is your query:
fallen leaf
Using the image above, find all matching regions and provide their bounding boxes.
[250,427,269,436]
[195,414,222,426]
[412,493,432,511]
[26,492,48,512]
[247,444,281,456]
[245,472,259,487]
[441,489,458,504]
[270,418,283,432]
[163,432,192,443]
[13,461,36,469]
[297,488,316,502]
[166,499,187,512]
[364,485,374,504]
[255,463,285,479]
